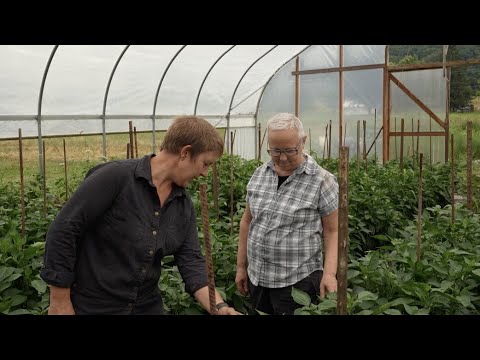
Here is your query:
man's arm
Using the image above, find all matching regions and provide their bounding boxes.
[320,209,338,298]
[235,204,252,295]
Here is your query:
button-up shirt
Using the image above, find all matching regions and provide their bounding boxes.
[246,154,338,288]
[40,154,208,314]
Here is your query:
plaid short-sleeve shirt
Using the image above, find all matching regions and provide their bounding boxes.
[246,154,338,288]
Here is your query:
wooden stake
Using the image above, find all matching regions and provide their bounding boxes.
[337,146,349,315]
[18,129,26,238]
[199,184,217,315]
[417,153,423,262]
[466,121,473,210]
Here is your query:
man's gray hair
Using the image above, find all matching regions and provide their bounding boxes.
[267,113,305,139]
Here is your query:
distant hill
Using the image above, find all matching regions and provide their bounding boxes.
[389,45,480,111]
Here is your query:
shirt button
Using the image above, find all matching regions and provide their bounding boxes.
[152,230,157,235]
[128,303,133,307]
[155,211,159,216]
[141,268,146,273]
[149,250,154,255]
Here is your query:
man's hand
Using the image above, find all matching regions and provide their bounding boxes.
[319,272,337,299]
[48,285,75,315]
[217,306,243,315]
[235,267,249,296]
[48,300,75,315]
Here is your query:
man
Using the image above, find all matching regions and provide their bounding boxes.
[235,113,338,315]
[41,116,240,315]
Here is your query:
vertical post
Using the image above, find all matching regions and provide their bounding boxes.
[212,162,219,219]
[339,45,343,147]
[466,121,473,210]
[417,153,423,262]
[450,134,455,223]
[356,120,360,171]
[129,121,134,159]
[43,140,47,219]
[199,184,217,315]
[230,131,235,236]
[429,116,436,167]
[126,143,130,159]
[374,108,377,163]
[382,46,389,163]
[63,139,68,201]
[394,117,397,160]
[258,123,261,160]
[445,68,451,163]
[400,118,405,173]
[295,56,299,117]
[18,129,26,238]
[363,120,367,172]
[337,146,349,315]
[328,120,332,159]
[416,119,420,169]
[134,126,138,158]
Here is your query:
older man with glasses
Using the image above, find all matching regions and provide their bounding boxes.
[235,113,339,315]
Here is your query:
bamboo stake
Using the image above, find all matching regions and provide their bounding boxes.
[43,140,47,219]
[323,124,328,160]
[416,119,420,171]
[394,117,397,160]
[199,184,217,315]
[128,121,134,159]
[451,134,455,223]
[258,123,261,160]
[374,108,377,163]
[411,118,415,164]
[337,146,349,315]
[212,162,219,219]
[63,139,68,201]
[429,116,433,167]
[328,120,332,159]
[400,118,404,173]
[417,153,423,262]
[230,130,236,236]
[18,129,26,238]
[134,126,138,158]
[356,120,360,171]
[466,121,473,210]
[363,120,367,172]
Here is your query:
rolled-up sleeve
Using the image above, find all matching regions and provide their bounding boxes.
[174,201,208,295]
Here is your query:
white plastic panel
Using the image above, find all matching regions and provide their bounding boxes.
[300,45,339,71]
[0,45,55,115]
[42,46,125,115]
[106,45,184,115]
[343,69,384,161]
[343,45,385,67]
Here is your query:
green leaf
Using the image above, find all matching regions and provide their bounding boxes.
[415,308,430,315]
[384,309,402,315]
[356,290,378,302]
[10,294,27,307]
[472,269,480,277]
[403,304,418,315]
[31,279,47,294]
[6,309,32,315]
[456,295,472,308]
[291,287,311,307]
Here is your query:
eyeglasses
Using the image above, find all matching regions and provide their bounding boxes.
[267,140,302,157]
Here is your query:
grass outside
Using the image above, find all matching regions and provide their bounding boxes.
[0,131,166,186]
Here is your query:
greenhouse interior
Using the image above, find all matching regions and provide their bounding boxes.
[0,45,479,316]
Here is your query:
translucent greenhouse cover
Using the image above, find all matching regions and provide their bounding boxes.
[5,45,449,163]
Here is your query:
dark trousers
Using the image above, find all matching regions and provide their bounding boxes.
[247,270,322,315]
